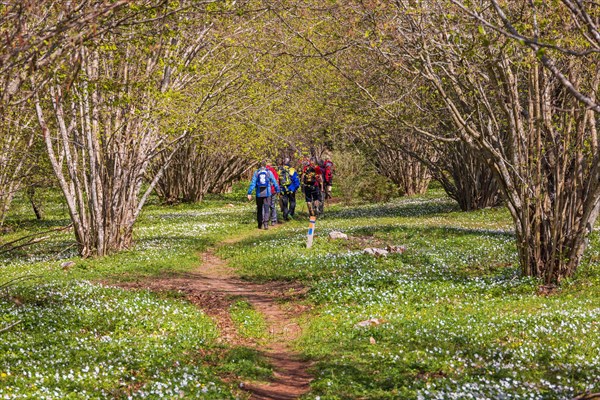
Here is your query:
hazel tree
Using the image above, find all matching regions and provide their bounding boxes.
[33,1,236,256]
[366,0,600,283]
[0,104,36,225]
[0,0,145,228]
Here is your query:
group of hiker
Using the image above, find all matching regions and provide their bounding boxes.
[247,156,334,230]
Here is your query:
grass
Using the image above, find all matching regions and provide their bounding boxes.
[229,299,269,340]
[1,185,599,399]
[0,188,258,399]
[1,282,226,398]
[216,347,273,382]
[218,190,600,399]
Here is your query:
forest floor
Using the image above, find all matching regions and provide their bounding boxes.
[2,188,599,399]
[117,228,313,400]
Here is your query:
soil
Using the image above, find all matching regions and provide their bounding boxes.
[116,232,313,399]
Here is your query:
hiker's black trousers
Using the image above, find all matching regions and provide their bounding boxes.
[279,191,296,219]
[304,186,320,203]
[256,196,272,228]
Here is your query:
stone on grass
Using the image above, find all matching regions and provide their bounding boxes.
[61,261,76,270]
[355,318,386,328]
[386,245,406,254]
[363,248,388,257]
[328,231,348,240]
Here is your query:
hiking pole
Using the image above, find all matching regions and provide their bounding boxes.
[306,215,317,248]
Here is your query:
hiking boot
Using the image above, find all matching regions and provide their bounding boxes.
[263,222,269,230]
[270,221,276,226]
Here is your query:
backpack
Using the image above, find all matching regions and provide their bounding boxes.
[279,166,292,188]
[303,166,317,186]
[256,169,269,188]
[323,160,333,185]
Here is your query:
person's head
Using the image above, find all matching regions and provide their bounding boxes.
[260,160,267,168]
[276,157,283,166]
[284,157,290,166]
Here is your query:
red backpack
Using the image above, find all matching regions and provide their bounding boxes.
[323,160,334,184]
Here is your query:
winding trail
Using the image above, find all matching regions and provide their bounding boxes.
[118,233,313,399]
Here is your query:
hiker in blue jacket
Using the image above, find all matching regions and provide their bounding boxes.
[247,160,280,230]
[277,157,300,221]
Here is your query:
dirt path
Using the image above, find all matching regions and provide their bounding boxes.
[118,238,313,399]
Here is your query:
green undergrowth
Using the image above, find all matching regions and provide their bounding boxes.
[0,190,258,399]
[217,193,600,399]
[1,191,258,283]
[0,282,228,398]
[2,187,599,399]
[215,347,273,382]
[229,299,269,340]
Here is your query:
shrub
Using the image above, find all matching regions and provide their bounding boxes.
[333,150,397,204]
[357,172,398,203]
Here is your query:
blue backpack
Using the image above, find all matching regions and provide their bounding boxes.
[257,169,269,188]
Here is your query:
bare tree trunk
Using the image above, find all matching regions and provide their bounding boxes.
[410,8,600,283]
[0,107,36,225]
[26,186,44,221]
[34,43,187,256]
[433,142,502,211]
[370,143,431,196]
[154,138,256,204]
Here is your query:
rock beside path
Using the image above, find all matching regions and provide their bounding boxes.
[386,245,406,254]
[363,245,406,257]
[329,231,348,240]
[61,261,76,270]
[363,248,389,257]
[355,317,386,328]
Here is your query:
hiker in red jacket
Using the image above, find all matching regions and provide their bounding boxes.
[322,158,334,199]
[266,160,280,225]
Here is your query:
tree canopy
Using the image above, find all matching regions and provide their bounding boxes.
[1,0,599,282]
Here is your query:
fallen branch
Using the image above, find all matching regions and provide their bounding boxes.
[572,393,600,400]
[0,274,39,292]
[48,243,77,262]
[0,224,72,256]
[0,274,40,335]
[0,320,22,335]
